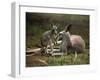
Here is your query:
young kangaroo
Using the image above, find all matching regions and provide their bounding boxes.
[41,25,58,54]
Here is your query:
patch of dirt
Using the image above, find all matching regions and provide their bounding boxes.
[26,55,48,67]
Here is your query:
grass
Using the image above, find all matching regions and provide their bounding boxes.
[26,49,89,67]
[47,49,89,66]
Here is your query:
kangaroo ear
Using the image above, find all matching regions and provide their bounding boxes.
[65,24,72,32]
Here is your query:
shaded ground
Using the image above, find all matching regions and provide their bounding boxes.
[26,49,89,67]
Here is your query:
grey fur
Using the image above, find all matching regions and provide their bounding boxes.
[41,25,58,54]
[58,24,85,55]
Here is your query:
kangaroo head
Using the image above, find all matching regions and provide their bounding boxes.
[57,24,72,41]
[51,24,59,35]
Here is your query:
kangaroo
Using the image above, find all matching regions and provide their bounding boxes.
[58,24,85,62]
[41,24,58,54]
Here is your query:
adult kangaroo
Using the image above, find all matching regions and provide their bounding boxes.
[58,24,85,62]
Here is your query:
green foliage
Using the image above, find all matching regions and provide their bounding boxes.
[26,13,89,49]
